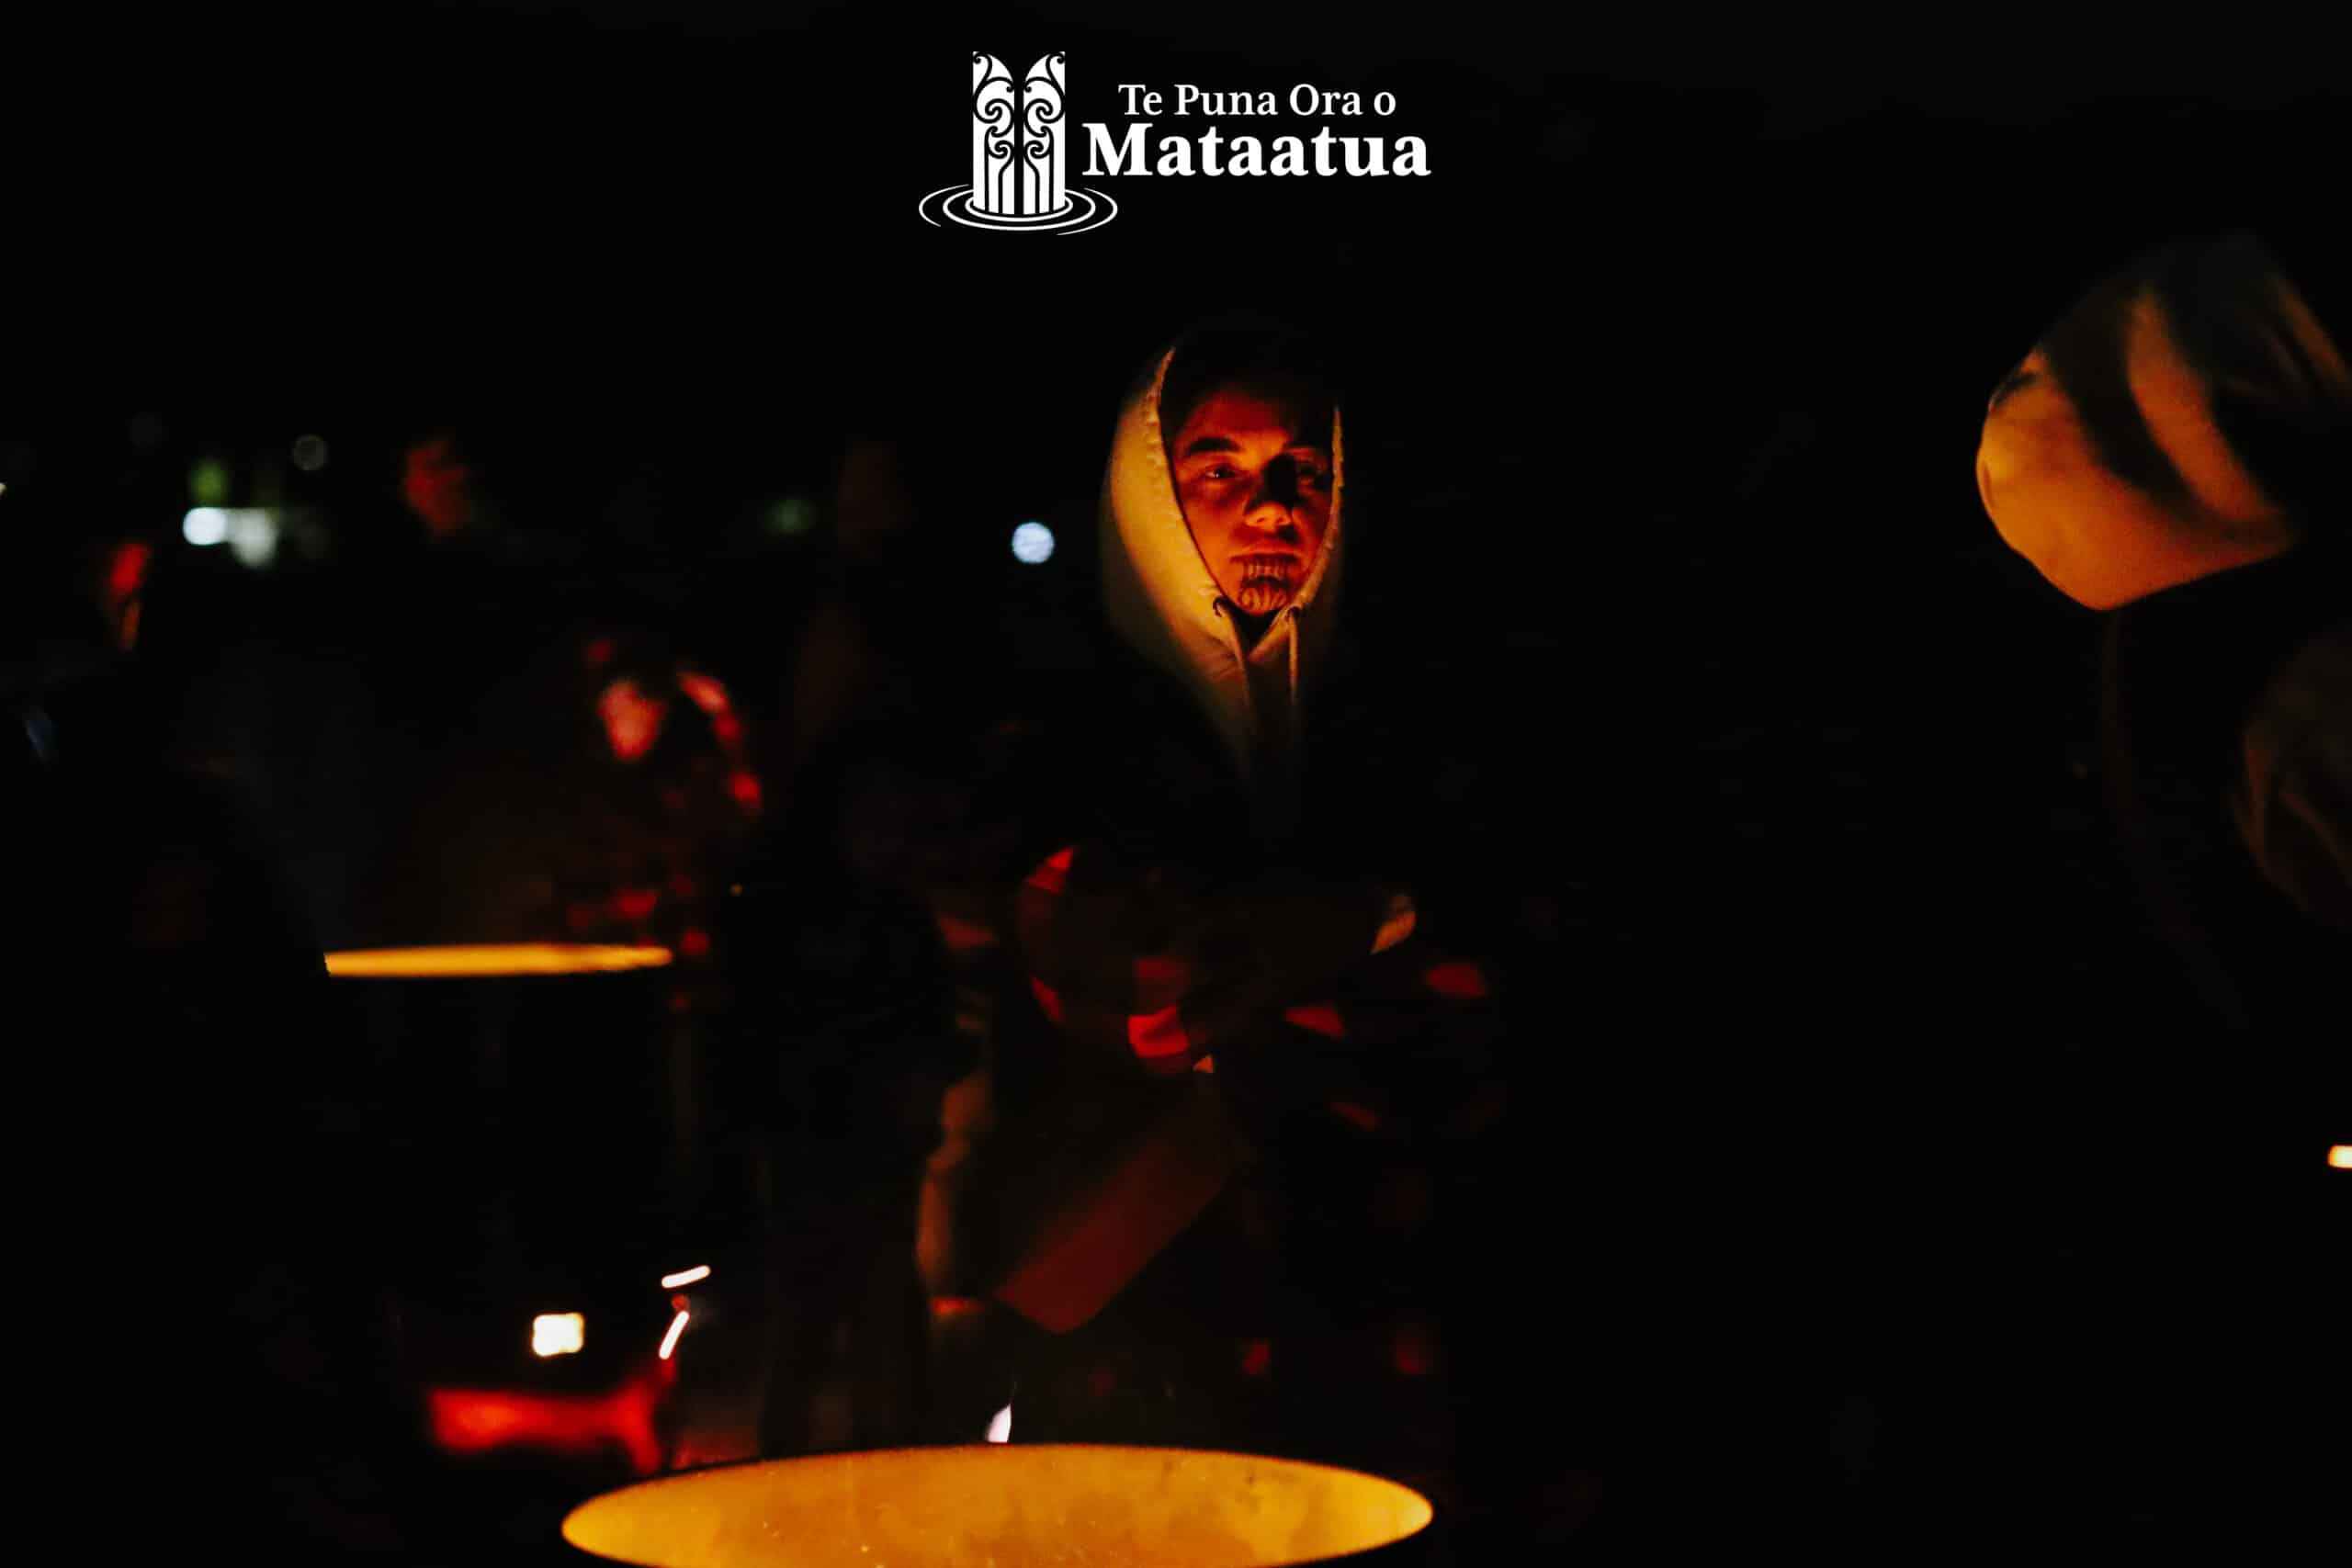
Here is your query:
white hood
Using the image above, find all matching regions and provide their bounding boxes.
[1098,342,1346,780]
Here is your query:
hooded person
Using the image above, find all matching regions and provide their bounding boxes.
[1975,228,2351,1025]
[910,320,1520,1500]
[1969,228,2349,1547]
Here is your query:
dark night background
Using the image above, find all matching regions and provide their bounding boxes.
[5,4,2345,1562]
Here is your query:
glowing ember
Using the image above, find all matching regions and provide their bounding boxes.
[661,1265,711,1289]
[323,943,673,977]
[532,1314,585,1358]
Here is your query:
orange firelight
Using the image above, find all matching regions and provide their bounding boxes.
[563,1446,1433,1567]
[323,944,673,977]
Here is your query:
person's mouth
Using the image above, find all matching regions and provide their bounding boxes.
[1233,553,1301,615]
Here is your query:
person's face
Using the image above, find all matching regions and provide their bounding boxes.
[1167,385,1334,616]
[402,434,476,538]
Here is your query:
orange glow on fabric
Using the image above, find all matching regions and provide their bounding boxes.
[599,678,671,762]
[676,671,732,716]
[994,1086,1245,1334]
[1420,961,1488,998]
[933,909,999,954]
[1024,846,1076,897]
[107,540,153,600]
[1283,1001,1346,1040]
[1126,1001,1193,1060]
[324,943,673,977]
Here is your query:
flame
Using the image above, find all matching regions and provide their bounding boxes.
[986,1404,1012,1443]
[2330,1145,2351,1170]
[324,944,673,977]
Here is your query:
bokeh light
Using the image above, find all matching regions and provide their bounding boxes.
[532,1314,586,1358]
[767,495,816,536]
[1012,521,1055,564]
[188,457,231,507]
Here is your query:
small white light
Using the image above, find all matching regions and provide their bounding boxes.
[183,507,229,546]
[661,1265,711,1289]
[1011,522,1054,565]
[986,1403,1012,1443]
[659,1309,689,1360]
[532,1313,586,1358]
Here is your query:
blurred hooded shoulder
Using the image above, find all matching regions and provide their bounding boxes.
[1977,229,2349,607]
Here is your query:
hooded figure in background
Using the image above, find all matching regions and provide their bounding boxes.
[1971,228,2349,1545]
[918,320,1526,1513]
[1976,228,2350,1025]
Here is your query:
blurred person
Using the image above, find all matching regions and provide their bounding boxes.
[1975,229,2349,1011]
[722,433,1000,1458]
[783,435,948,778]
[1964,226,2350,1546]
[6,504,420,1553]
[906,319,1534,1526]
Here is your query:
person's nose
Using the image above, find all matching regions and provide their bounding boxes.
[1243,493,1296,533]
[1244,464,1304,532]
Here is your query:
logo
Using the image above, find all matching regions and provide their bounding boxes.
[919,52,1119,233]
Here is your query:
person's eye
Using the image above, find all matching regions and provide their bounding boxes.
[1203,464,1238,481]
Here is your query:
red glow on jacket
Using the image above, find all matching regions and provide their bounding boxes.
[1421,962,1489,999]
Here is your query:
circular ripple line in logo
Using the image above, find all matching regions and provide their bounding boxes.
[918,186,1118,234]
[922,51,1118,233]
